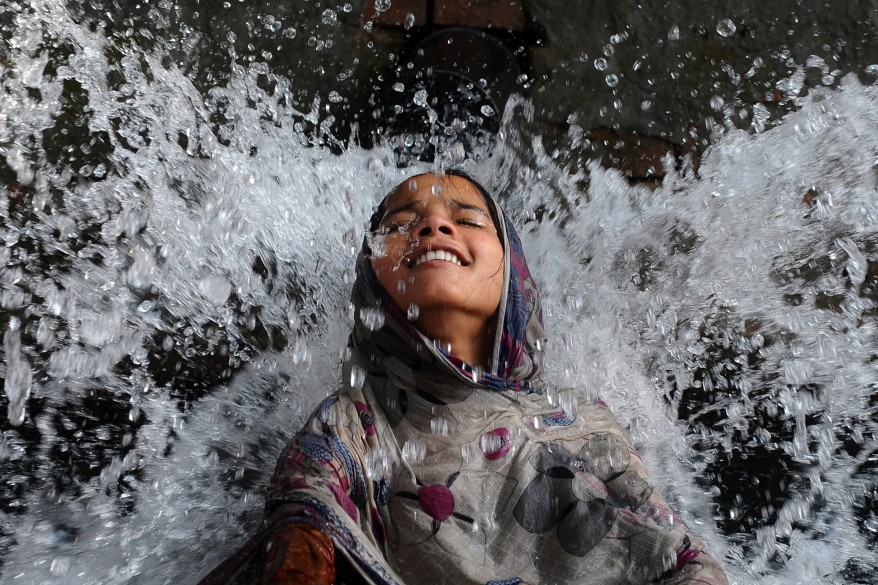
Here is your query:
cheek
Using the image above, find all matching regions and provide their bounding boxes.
[480,238,505,281]
[370,237,402,273]
[376,234,414,264]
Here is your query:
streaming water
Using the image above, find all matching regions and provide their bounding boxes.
[2,2,877,584]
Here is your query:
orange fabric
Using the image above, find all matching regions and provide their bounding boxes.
[263,524,336,585]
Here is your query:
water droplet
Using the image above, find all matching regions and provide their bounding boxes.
[404,12,415,29]
[640,100,653,111]
[470,366,481,383]
[3,330,31,427]
[480,104,495,117]
[321,9,337,25]
[49,557,71,576]
[126,248,155,289]
[413,89,428,106]
[22,50,49,88]
[402,438,426,462]
[460,442,479,462]
[668,26,680,41]
[199,275,232,305]
[594,57,608,72]
[359,307,385,330]
[717,19,736,37]
[605,74,619,88]
[407,303,420,320]
[480,432,504,454]
[430,417,455,435]
[559,390,577,420]
[710,95,725,111]
[263,15,282,32]
[431,184,443,196]
[374,0,391,13]
[36,318,55,349]
[350,364,366,389]
[291,339,311,365]
[365,447,392,479]
[447,142,466,162]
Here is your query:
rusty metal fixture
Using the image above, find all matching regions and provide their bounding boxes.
[376,27,524,165]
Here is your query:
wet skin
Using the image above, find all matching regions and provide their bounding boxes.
[370,173,504,369]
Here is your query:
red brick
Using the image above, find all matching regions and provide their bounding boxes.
[433,0,527,31]
[586,127,699,183]
[364,0,428,27]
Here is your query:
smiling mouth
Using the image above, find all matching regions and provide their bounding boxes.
[412,249,464,267]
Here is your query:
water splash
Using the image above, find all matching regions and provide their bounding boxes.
[3,325,32,426]
[1,2,878,584]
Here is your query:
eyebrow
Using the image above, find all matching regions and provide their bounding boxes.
[380,198,490,223]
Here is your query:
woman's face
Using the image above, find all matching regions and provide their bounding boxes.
[370,173,504,339]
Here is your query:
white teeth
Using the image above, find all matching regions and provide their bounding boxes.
[414,250,462,266]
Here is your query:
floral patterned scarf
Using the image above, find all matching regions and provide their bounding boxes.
[197,176,728,585]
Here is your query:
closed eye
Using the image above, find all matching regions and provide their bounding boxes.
[455,211,489,228]
[381,212,419,232]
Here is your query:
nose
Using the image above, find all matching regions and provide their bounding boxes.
[417,212,455,237]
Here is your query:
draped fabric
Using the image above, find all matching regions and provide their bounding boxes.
[197,178,728,585]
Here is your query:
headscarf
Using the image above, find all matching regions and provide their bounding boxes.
[197,173,728,585]
[355,169,545,392]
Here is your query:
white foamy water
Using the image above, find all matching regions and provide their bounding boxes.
[2,2,877,584]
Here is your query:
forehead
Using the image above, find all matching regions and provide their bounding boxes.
[384,173,489,211]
